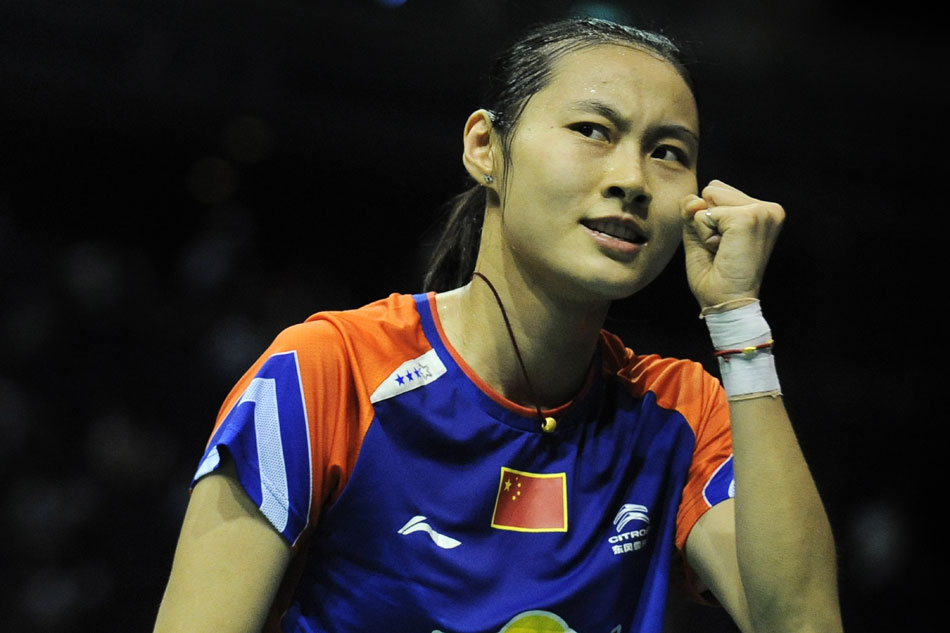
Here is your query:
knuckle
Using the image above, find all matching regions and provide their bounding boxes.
[767,201,786,221]
[749,201,784,227]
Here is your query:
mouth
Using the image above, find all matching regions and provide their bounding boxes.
[580,218,647,244]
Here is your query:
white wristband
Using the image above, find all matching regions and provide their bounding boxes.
[703,301,782,399]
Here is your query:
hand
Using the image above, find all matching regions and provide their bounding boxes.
[681,180,785,311]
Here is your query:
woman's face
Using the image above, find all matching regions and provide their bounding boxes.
[488,44,699,302]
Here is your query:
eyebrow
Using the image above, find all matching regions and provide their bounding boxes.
[648,124,700,149]
[569,99,631,132]
[567,98,700,146]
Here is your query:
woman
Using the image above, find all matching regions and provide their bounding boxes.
[154,17,842,633]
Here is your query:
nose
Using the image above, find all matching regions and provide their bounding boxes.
[604,152,651,208]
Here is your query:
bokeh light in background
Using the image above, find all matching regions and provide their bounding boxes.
[0,0,940,630]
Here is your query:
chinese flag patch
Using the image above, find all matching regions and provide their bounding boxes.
[491,467,567,532]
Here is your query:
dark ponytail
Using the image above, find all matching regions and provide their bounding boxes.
[423,185,486,292]
[422,16,695,292]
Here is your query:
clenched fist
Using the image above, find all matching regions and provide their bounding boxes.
[681,180,785,311]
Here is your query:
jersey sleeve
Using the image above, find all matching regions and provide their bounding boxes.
[191,318,369,547]
[672,371,733,551]
[190,294,428,548]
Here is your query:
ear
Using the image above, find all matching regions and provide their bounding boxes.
[462,109,498,186]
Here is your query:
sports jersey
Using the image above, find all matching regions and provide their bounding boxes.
[192,292,735,633]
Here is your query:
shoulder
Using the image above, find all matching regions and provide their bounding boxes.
[600,330,716,391]
[305,292,424,328]
[265,293,426,355]
[257,293,434,393]
[216,294,425,403]
[599,330,724,425]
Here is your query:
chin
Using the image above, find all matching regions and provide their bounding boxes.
[585,260,666,299]
[566,272,656,303]
[530,252,668,304]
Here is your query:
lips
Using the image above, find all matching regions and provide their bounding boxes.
[580,218,647,244]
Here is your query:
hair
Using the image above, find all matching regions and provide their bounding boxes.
[422,16,697,293]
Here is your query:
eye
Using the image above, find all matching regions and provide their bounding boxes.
[651,145,691,166]
[569,122,610,142]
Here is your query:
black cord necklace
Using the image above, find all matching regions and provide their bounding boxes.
[472,271,557,433]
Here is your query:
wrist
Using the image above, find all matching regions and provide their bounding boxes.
[699,297,759,317]
[703,301,781,400]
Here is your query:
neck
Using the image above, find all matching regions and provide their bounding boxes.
[436,269,609,409]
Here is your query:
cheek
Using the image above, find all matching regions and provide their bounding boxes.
[648,213,685,260]
[501,160,587,228]
[650,177,695,242]
[505,128,596,197]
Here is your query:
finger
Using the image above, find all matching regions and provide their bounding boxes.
[681,193,707,217]
[700,212,722,251]
[701,180,755,207]
[682,194,713,233]
[681,194,721,251]
[699,181,785,235]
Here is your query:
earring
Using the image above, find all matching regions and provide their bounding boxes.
[483,174,494,184]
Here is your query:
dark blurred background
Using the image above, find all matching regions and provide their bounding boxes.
[0,0,941,631]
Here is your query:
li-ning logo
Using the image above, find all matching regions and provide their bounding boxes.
[608,504,651,555]
[398,515,461,549]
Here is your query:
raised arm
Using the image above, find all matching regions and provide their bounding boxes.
[680,182,843,632]
[154,457,292,633]
[686,399,842,632]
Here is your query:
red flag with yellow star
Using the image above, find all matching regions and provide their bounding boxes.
[491,467,567,532]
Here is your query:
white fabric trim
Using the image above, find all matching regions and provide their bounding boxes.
[240,377,289,533]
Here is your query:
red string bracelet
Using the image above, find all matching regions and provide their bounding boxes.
[713,339,775,362]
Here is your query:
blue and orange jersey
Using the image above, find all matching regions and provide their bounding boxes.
[193,293,734,633]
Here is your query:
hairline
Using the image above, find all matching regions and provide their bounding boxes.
[494,40,693,195]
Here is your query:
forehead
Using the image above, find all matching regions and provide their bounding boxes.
[529,43,698,126]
